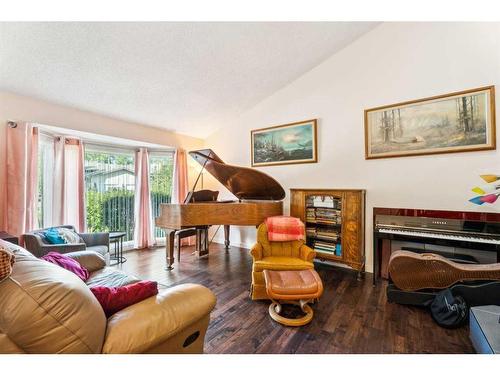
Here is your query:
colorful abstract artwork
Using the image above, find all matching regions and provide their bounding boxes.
[469,175,500,205]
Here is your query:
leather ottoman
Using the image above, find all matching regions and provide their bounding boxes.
[263,269,323,326]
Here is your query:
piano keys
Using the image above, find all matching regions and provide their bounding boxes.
[155,149,285,269]
[373,207,500,284]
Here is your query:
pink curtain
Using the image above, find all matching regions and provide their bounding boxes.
[6,122,39,237]
[172,148,194,246]
[172,149,189,204]
[53,136,66,226]
[134,148,155,249]
[76,141,86,232]
[53,137,86,232]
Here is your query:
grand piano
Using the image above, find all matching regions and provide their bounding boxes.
[155,149,285,269]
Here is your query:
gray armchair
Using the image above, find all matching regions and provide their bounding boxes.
[23,225,110,262]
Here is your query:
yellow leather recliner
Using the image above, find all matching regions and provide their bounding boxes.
[250,222,316,300]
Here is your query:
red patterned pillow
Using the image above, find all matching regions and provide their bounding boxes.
[90,281,158,317]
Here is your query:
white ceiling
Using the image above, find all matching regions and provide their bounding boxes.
[0,22,379,138]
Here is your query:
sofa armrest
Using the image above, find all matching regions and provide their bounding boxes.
[22,233,45,256]
[102,284,216,354]
[78,232,109,248]
[23,236,87,257]
[65,251,106,272]
[300,244,316,262]
[250,243,263,261]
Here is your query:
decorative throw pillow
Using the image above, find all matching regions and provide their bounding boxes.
[0,246,15,283]
[41,251,90,281]
[44,228,65,244]
[90,281,159,317]
[57,228,81,244]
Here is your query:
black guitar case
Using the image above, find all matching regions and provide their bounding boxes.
[387,280,500,307]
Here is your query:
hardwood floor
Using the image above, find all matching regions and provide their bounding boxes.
[115,243,474,354]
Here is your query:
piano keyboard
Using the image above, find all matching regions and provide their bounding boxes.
[378,228,500,245]
[373,208,500,285]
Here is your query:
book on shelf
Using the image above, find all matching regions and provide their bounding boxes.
[306,207,316,222]
[306,227,340,240]
[306,227,316,237]
[314,241,336,253]
[313,241,342,255]
[306,196,342,209]
[316,228,339,241]
[335,243,342,257]
[315,208,341,225]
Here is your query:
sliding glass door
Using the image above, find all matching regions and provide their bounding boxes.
[84,145,136,241]
[37,133,55,228]
[35,141,175,245]
[149,151,174,239]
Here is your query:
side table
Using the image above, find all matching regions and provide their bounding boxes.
[109,232,127,265]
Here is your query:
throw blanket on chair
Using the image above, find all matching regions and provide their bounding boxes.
[266,216,305,242]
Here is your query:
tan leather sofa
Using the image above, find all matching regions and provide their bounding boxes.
[0,239,216,354]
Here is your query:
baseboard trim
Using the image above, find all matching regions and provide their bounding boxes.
[211,237,252,250]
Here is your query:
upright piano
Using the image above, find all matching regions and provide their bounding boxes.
[155,149,285,269]
[373,207,500,285]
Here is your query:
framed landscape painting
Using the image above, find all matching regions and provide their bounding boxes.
[251,119,317,167]
[364,86,496,159]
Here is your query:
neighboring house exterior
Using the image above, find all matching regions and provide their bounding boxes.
[85,167,135,192]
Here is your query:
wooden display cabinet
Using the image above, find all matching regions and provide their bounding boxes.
[290,188,366,272]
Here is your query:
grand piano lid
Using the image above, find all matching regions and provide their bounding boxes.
[189,149,286,201]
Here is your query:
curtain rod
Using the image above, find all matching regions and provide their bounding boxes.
[38,128,175,153]
[84,140,175,154]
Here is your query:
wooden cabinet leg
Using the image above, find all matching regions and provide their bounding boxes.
[166,230,176,270]
[224,225,230,249]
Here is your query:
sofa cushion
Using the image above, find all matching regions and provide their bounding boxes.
[87,245,109,256]
[66,251,106,272]
[252,256,315,272]
[57,228,82,244]
[86,267,140,288]
[0,241,107,353]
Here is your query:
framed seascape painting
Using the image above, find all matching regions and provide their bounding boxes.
[364,86,496,159]
[251,119,318,167]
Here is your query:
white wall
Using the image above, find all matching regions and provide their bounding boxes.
[0,92,204,231]
[205,22,500,272]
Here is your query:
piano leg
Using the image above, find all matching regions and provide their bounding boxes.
[195,227,209,257]
[224,225,230,249]
[165,229,176,270]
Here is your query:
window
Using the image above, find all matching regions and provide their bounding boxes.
[37,133,55,228]
[149,151,174,239]
[84,145,136,241]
